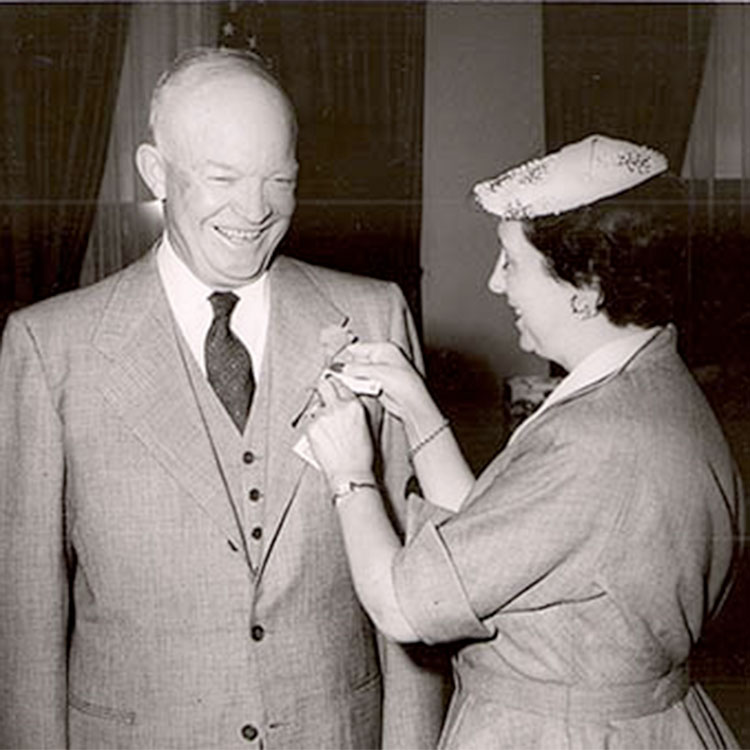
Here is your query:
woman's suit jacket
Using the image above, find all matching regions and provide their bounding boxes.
[0,251,448,749]
[395,327,744,749]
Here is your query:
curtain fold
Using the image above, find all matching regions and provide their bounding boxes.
[683,5,750,181]
[0,3,129,324]
[80,1,223,286]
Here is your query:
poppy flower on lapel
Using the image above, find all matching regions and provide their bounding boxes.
[290,320,358,428]
[320,320,358,366]
[320,321,382,397]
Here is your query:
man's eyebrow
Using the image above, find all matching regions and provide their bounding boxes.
[204,160,238,172]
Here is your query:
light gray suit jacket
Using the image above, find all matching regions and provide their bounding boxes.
[0,252,448,749]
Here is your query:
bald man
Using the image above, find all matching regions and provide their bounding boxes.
[0,48,447,750]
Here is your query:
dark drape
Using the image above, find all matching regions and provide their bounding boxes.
[543,3,713,169]
[0,3,129,324]
[220,1,425,320]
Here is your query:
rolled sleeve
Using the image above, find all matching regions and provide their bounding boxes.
[404,491,454,542]
[393,520,495,645]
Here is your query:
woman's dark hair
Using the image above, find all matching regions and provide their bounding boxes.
[523,172,688,328]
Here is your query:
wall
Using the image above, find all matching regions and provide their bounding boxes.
[421,1,546,463]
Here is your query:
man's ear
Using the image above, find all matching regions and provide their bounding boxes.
[136,143,167,200]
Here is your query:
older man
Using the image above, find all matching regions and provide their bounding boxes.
[0,48,447,750]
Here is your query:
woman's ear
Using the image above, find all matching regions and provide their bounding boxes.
[135,143,167,200]
[570,285,602,320]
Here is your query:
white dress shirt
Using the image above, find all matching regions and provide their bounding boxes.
[155,236,270,379]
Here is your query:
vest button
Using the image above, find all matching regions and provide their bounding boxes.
[248,488,261,502]
[251,526,262,540]
[251,625,265,641]
[242,451,255,465]
[240,723,258,742]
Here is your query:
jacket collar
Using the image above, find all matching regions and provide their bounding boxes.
[508,326,671,448]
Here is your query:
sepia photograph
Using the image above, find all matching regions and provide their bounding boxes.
[0,1,748,748]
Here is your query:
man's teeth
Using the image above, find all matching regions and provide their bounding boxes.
[215,226,260,242]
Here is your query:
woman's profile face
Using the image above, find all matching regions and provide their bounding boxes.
[488,221,576,366]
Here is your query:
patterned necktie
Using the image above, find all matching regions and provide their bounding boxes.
[205,291,255,432]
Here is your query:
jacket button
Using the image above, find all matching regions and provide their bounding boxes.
[248,488,261,502]
[251,625,265,641]
[240,723,258,741]
[251,526,262,540]
[242,451,255,465]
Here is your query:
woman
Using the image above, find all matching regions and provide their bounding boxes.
[306,134,743,749]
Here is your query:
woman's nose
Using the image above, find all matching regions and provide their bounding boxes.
[488,258,506,295]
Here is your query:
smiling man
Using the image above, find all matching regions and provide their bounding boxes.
[0,48,448,750]
[139,55,298,289]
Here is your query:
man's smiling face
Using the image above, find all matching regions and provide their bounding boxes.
[158,71,298,288]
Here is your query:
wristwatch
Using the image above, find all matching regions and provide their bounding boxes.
[331,479,378,506]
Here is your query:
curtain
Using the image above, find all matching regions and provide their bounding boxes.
[543,3,713,168]
[0,3,129,325]
[80,1,223,286]
[683,5,750,182]
[680,4,750,368]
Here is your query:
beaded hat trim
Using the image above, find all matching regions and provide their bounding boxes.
[472,134,668,220]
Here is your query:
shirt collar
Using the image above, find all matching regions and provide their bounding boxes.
[155,234,270,377]
[156,233,270,315]
[156,235,213,328]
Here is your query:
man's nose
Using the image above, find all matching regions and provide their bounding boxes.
[488,260,506,295]
[233,180,271,222]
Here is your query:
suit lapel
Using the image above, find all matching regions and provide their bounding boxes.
[259,258,348,569]
[92,253,243,549]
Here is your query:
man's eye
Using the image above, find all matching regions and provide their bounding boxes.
[273,177,296,186]
[208,175,234,184]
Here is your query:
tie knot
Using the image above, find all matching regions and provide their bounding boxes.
[209,291,240,320]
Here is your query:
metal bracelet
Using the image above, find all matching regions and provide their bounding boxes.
[408,418,450,461]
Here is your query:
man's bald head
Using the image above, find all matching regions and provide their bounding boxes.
[148,47,297,158]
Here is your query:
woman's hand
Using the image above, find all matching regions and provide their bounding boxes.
[306,376,375,489]
[331,342,444,446]
[324,342,475,514]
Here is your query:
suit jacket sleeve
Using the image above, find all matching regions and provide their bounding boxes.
[0,315,69,750]
[376,285,452,750]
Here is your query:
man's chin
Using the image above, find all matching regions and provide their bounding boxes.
[219,255,276,287]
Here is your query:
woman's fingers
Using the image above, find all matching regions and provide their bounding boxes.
[340,341,404,366]
[308,374,355,420]
[306,377,375,479]
[320,373,355,402]
[337,361,392,381]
